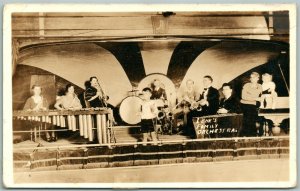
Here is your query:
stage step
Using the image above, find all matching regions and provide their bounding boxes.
[13,136,290,172]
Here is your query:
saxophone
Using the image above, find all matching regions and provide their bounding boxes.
[190,101,202,111]
[96,82,108,107]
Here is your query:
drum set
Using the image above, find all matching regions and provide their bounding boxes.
[118,89,178,135]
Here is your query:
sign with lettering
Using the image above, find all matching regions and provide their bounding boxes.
[192,114,243,138]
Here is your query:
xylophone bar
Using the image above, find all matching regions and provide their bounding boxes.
[87,114,93,142]
[83,115,88,139]
[101,114,107,144]
[96,114,102,144]
[71,115,76,132]
[79,115,83,136]
[67,115,71,130]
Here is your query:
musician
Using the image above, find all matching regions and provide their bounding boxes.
[84,76,116,124]
[240,72,262,137]
[217,83,241,114]
[260,73,277,109]
[186,75,219,138]
[173,79,198,133]
[197,75,220,115]
[23,85,56,142]
[139,87,159,145]
[178,79,198,105]
[150,79,167,101]
[24,85,48,111]
[84,76,108,108]
[54,84,82,110]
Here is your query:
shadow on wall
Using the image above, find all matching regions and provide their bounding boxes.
[180,41,288,98]
[13,65,84,110]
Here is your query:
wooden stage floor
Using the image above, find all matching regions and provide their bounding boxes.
[13,125,289,149]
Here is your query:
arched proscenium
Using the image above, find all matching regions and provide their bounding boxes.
[167,41,220,88]
[96,42,146,87]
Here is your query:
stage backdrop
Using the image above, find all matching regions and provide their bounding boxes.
[15,40,286,107]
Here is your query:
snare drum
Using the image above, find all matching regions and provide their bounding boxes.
[119,96,143,125]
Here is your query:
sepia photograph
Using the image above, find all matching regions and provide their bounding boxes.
[3,4,297,188]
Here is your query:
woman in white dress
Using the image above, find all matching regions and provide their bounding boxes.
[55,84,82,110]
[23,85,56,142]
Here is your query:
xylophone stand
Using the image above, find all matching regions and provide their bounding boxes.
[34,127,37,142]
[108,120,116,144]
[30,128,33,142]
[27,120,42,143]
[154,119,162,141]
[32,123,47,146]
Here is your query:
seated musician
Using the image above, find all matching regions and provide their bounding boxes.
[217,83,241,114]
[54,84,82,110]
[260,73,278,109]
[84,76,116,124]
[173,79,198,134]
[186,75,219,138]
[150,79,167,102]
[23,85,56,142]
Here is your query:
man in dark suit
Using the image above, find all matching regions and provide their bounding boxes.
[197,75,220,116]
[150,79,167,100]
[186,75,219,137]
[217,83,241,114]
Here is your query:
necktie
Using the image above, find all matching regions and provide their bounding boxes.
[201,88,208,99]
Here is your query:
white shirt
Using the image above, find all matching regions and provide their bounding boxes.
[262,81,276,92]
[141,100,158,119]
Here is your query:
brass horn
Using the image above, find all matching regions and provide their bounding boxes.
[190,101,202,111]
[157,111,165,120]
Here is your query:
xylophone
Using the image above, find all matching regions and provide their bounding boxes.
[13,108,113,144]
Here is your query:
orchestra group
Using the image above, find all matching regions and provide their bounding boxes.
[23,72,277,144]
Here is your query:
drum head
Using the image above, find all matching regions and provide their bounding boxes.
[119,96,143,125]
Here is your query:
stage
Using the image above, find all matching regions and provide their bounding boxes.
[13,125,290,172]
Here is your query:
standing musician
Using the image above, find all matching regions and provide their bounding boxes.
[196,75,220,116]
[84,76,108,108]
[217,83,241,114]
[23,85,57,142]
[84,76,116,124]
[186,75,219,138]
[240,72,262,137]
[55,84,82,110]
[173,79,198,134]
[139,87,159,145]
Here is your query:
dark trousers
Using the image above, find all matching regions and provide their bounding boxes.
[140,118,155,133]
[241,104,258,137]
[186,110,203,138]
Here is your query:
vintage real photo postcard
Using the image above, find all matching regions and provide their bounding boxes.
[2,4,297,188]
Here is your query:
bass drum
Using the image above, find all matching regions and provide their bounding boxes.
[119,96,143,125]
